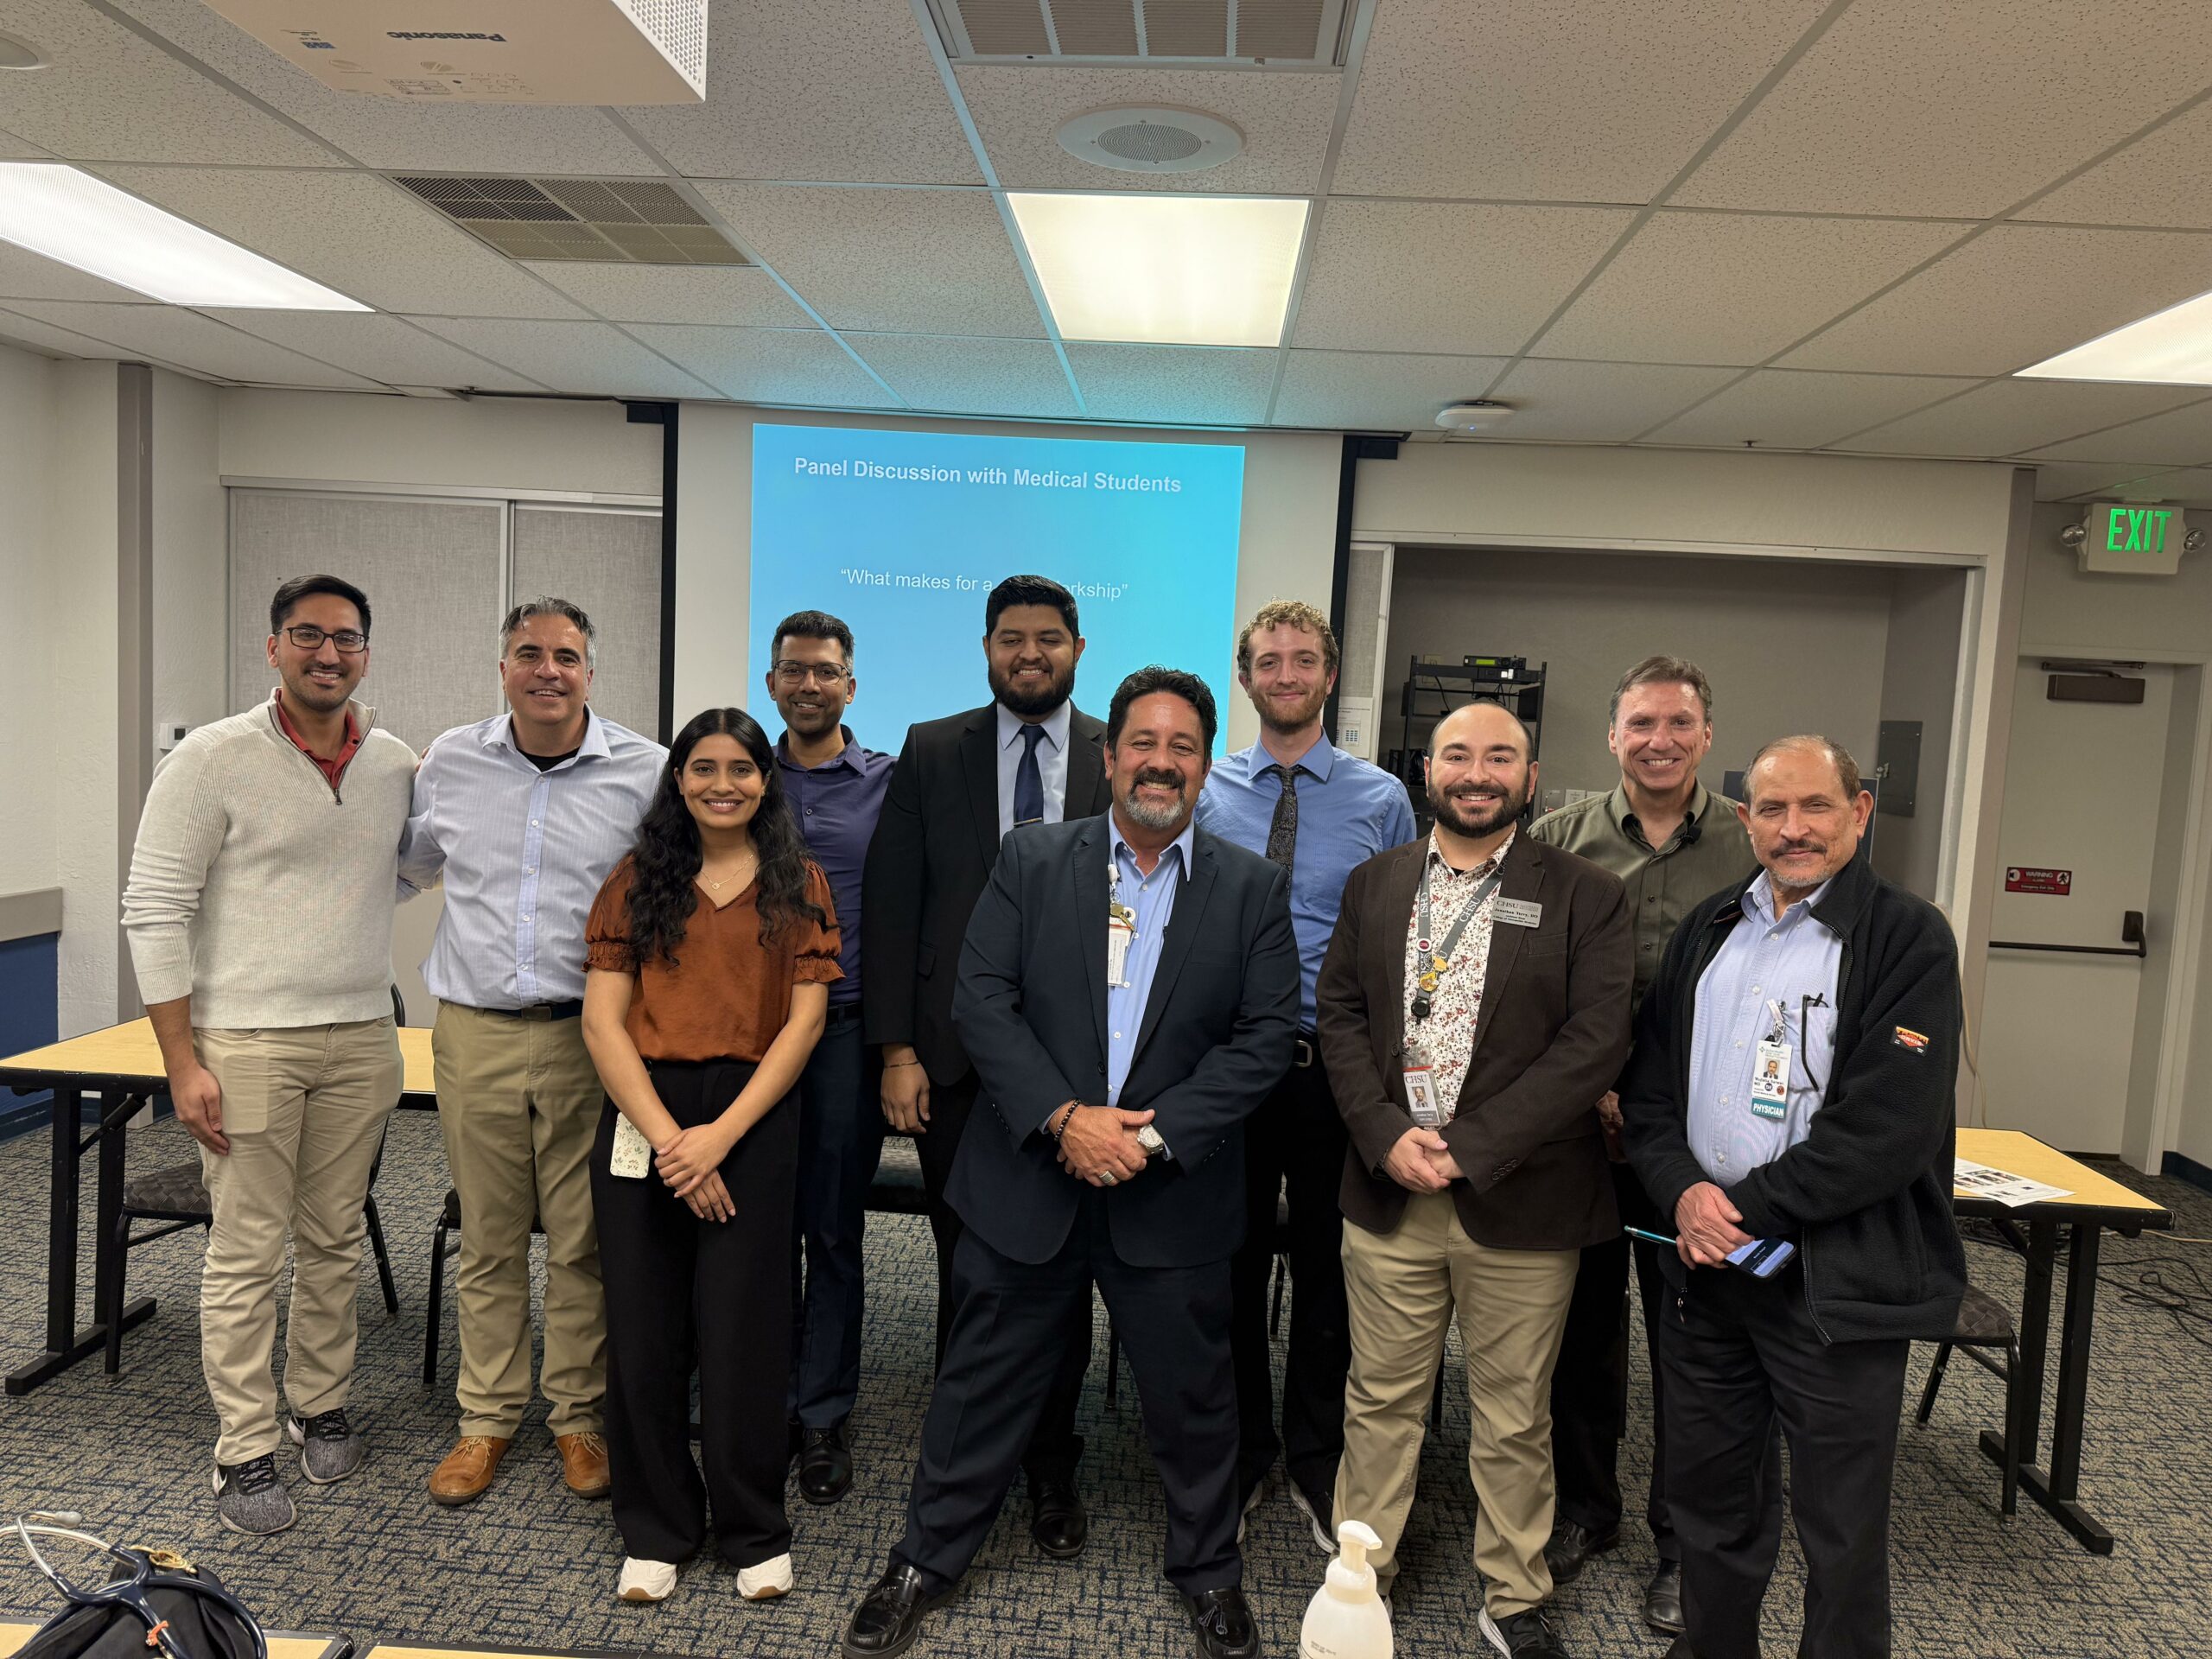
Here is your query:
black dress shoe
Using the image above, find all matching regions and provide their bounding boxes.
[1028,1471,1088,1558]
[798,1422,854,1505]
[1480,1605,1571,1659]
[1662,1639,1694,1659]
[1541,1518,1619,1584]
[1643,1560,1684,1634]
[842,1563,942,1659]
[1181,1586,1260,1659]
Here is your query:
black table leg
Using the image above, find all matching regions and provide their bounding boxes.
[1983,1220,2115,1554]
[1981,1217,2055,1476]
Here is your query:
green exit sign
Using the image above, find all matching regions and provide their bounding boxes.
[2082,502,2189,575]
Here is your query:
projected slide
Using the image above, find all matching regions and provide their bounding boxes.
[751,423,1246,756]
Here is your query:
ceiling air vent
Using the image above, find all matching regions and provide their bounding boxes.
[930,0,1353,67]
[392,175,747,265]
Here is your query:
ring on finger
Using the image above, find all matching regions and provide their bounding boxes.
[1099,1170,1118,1186]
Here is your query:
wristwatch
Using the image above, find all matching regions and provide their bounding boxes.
[1136,1125,1166,1158]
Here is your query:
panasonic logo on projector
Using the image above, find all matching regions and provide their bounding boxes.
[205,1,706,105]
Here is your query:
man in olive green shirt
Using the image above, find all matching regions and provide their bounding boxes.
[1527,657,1755,1637]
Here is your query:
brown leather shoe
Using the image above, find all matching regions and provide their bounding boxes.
[556,1430,612,1498]
[428,1435,508,1506]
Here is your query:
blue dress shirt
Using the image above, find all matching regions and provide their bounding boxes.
[777,728,894,1006]
[398,709,666,1008]
[1686,870,1844,1189]
[1104,821,1195,1122]
[995,701,1072,837]
[1197,734,1415,1027]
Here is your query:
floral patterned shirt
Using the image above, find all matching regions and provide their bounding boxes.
[1401,830,1512,1122]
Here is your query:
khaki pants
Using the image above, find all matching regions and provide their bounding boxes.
[432,1002,606,1439]
[197,1018,400,1466]
[1336,1191,1579,1618]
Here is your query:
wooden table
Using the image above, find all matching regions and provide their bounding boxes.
[0,1019,435,1396]
[1951,1127,2172,1554]
[1,1621,350,1659]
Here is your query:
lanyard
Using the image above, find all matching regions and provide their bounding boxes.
[1411,857,1503,1020]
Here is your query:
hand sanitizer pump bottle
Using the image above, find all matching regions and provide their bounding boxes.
[1300,1519,1391,1659]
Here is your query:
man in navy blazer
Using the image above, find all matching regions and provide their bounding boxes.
[842,667,1300,1659]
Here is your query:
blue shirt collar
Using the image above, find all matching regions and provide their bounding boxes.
[486,706,607,764]
[777,727,862,773]
[1743,868,1837,928]
[1237,730,1338,784]
[1112,817,1197,878]
[997,700,1071,753]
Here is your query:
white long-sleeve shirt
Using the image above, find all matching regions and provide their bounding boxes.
[123,692,416,1029]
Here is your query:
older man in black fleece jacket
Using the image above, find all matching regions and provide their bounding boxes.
[1621,736,1964,1659]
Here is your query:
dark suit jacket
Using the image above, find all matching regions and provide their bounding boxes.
[947,814,1300,1268]
[1316,831,1635,1251]
[861,702,1112,1084]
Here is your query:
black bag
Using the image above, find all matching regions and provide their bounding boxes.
[16,1542,267,1659]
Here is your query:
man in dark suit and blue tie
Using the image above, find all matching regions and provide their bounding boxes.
[842,667,1300,1659]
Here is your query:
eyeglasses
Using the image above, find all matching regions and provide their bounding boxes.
[283,625,368,654]
[772,661,849,685]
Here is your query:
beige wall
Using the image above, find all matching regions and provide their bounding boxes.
[0,342,57,906]
[1876,567,1970,900]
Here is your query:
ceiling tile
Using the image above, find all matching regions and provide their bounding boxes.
[0,303,144,362]
[0,129,50,159]
[1,300,378,386]
[620,0,982,185]
[2027,101,2212,231]
[0,0,332,166]
[2098,466,2212,505]
[957,65,1338,195]
[517,262,814,328]
[1293,201,1632,355]
[108,0,659,175]
[0,239,156,303]
[1831,378,2210,458]
[624,323,897,407]
[408,318,719,399]
[696,183,1044,337]
[1065,344,1275,426]
[1675,0,2212,217]
[1273,350,1509,430]
[1642,369,1975,450]
[1485,359,1741,442]
[95,167,589,320]
[1779,225,2212,376]
[1534,212,1966,365]
[2022,400,2212,467]
[1333,0,1828,201]
[2029,461,2180,500]
[200,311,551,393]
[848,334,1077,419]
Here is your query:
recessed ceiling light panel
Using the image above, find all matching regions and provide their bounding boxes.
[1057,107,1244,175]
[0,163,367,308]
[2018,288,2212,386]
[1008,192,1308,348]
[0,31,50,70]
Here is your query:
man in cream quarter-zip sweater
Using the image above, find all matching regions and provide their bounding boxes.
[124,575,416,1537]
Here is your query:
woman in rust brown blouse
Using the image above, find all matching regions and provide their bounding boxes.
[581,707,840,1607]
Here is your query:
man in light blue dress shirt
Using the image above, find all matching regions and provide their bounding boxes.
[398,599,664,1507]
[1195,600,1414,1547]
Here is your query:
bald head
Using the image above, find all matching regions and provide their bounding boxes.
[1425,699,1535,842]
[1433,697,1531,760]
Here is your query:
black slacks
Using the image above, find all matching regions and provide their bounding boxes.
[893,1194,1242,1598]
[1549,1158,1675,1558]
[1230,1052,1351,1497]
[592,1060,797,1570]
[914,1068,1086,1480]
[1656,1262,1909,1659]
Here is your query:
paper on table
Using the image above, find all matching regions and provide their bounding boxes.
[1954,1157,2072,1207]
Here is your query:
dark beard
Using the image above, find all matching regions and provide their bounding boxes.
[1427,778,1526,837]
[989,662,1075,720]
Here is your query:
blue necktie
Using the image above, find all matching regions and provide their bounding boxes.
[1013,721,1046,828]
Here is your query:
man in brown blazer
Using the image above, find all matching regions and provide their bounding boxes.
[1316,701,1632,1659]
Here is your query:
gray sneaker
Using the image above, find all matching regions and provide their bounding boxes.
[213,1452,297,1535]
[287,1407,365,1484]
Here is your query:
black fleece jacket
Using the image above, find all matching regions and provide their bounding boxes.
[1621,850,1967,1344]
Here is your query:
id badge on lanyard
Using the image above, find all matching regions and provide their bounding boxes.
[1107,857,1136,989]
[1751,998,1790,1122]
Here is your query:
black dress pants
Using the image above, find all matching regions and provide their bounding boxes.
[592,1059,797,1570]
[913,1068,1087,1481]
[1656,1262,1909,1659]
[1549,1159,1675,1558]
[1230,1052,1351,1498]
[893,1195,1242,1598]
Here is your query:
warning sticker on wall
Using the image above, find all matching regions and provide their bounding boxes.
[2005,867,2073,895]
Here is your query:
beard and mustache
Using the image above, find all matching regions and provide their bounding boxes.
[1119,765,1192,831]
[1426,772,1530,837]
[989,656,1077,720]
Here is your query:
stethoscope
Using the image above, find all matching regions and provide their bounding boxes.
[15,1512,269,1659]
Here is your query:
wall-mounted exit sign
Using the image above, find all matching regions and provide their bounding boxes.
[2080,502,2190,575]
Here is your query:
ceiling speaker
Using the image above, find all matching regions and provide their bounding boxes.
[1057,107,1244,175]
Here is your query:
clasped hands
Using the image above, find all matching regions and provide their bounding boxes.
[1674,1179,1753,1268]
[1054,1103,1153,1187]
[1385,1126,1463,1192]
[655,1121,737,1224]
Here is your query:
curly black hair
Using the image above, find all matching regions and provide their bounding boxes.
[623,707,825,967]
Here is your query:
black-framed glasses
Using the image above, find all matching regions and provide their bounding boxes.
[283,625,368,654]
[772,660,849,684]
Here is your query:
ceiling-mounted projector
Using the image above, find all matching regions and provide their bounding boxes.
[1435,400,1512,434]
[201,1,705,104]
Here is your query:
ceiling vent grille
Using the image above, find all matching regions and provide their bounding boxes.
[392,175,747,265]
[931,0,1351,67]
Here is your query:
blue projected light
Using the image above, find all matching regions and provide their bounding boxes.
[749,424,1246,757]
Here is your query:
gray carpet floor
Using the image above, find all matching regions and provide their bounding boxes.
[0,1108,2208,1657]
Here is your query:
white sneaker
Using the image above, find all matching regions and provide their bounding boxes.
[736,1553,794,1601]
[617,1558,677,1603]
